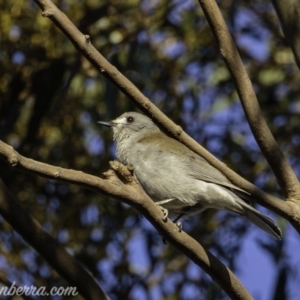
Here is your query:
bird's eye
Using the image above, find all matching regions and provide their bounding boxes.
[126,116,134,123]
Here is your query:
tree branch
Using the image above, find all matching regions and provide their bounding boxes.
[198,0,300,201]
[30,0,299,224]
[0,179,110,300]
[0,140,252,300]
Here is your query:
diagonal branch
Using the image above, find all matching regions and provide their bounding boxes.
[0,140,252,299]
[197,0,300,201]
[30,0,295,223]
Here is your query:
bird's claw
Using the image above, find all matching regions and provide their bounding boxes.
[160,207,168,222]
[176,221,182,232]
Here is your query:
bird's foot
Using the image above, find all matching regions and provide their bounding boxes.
[159,207,169,222]
[172,212,185,232]
[155,200,174,222]
[175,221,182,232]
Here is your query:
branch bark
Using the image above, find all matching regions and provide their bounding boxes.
[0,140,252,300]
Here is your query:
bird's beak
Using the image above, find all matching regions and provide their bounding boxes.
[97,121,114,127]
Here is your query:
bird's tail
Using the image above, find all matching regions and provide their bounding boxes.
[236,199,282,239]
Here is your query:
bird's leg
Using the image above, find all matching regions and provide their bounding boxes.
[155,198,176,206]
[155,198,175,222]
[172,213,185,232]
[172,206,193,231]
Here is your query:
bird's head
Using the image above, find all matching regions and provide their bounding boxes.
[98,112,160,143]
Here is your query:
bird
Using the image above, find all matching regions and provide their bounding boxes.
[98,112,282,239]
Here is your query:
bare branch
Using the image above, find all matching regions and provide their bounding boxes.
[197,0,300,200]
[0,179,110,300]
[30,0,294,221]
[0,140,252,299]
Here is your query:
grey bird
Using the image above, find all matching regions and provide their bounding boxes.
[98,112,282,239]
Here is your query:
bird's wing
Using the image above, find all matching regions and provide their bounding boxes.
[186,154,249,194]
[137,132,249,195]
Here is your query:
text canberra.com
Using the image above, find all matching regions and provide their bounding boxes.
[0,282,78,297]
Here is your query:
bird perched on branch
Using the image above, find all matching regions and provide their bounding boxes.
[98,112,282,239]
